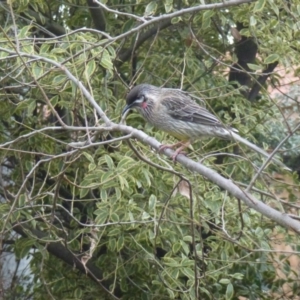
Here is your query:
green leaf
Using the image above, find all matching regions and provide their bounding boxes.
[100,189,108,201]
[117,157,135,169]
[15,238,36,259]
[247,63,261,71]
[18,194,26,206]
[148,194,156,211]
[74,288,83,299]
[111,212,119,222]
[171,16,181,24]
[169,268,179,280]
[101,170,114,184]
[104,154,114,169]
[203,9,215,20]
[167,288,175,299]
[142,211,150,220]
[220,278,231,284]
[88,162,96,172]
[142,168,152,186]
[202,10,214,29]
[79,187,90,199]
[40,43,51,54]
[27,99,36,116]
[18,25,32,38]
[164,0,173,13]
[180,240,190,255]
[164,4,172,13]
[32,65,43,79]
[268,0,279,15]
[260,240,271,250]
[264,54,279,64]
[0,51,9,58]
[94,208,109,224]
[117,235,124,251]
[226,283,234,300]
[100,49,113,70]
[172,242,181,254]
[163,257,180,267]
[180,267,195,279]
[122,19,135,33]
[108,238,116,251]
[145,1,157,16]
[118,175,129,190]
[183,236,192,243]
[85,60,96,77]
[250,15,257,26]
[253,0,266,12]
[115,187,121,200]
[230,273,244,280]
[52,74,67,86]
[82,152,95,163]
[108,227,121,236]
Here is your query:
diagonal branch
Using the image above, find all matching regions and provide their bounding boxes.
[116,19,172,66]
[115,123,300,233]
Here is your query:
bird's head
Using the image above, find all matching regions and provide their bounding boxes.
[122,84,158,118]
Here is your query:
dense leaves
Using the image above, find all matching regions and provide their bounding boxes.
[0,0,300,299]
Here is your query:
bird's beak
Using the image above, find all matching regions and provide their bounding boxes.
[122,97,143,115]
[121,103,135,123]
[122,104,131,116]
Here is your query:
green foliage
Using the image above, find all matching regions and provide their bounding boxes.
[0,0,300,299]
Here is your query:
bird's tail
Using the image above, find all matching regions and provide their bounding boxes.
[230,132,290,171]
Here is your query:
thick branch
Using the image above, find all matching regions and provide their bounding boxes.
[22,8,66,36]
[116,19,172,66]
[248,61,278,102]
[13,224,121,298]
[97,0,255,46]
[87,0,106,31]
[116,124,300,233]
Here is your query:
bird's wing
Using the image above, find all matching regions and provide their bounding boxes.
[161,96,225,128]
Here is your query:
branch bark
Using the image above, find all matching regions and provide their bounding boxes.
[115,123,300,233]
[116,19,172,66]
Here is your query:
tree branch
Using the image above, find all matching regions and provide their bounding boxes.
[96,0,255,46]
[116,19,172,66]
[115,123,300,233]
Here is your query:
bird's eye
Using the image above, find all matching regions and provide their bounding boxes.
[136,95,145,104]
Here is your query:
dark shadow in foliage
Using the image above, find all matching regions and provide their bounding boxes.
[228,22,258,98]
[229,22,279,102]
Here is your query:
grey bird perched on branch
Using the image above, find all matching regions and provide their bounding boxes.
[122,83,288,169]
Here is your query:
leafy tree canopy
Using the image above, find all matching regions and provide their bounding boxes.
[1,0,300,299]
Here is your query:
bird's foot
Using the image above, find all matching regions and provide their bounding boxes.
[159,141,190,162]
[171,147,187,162]
[158,142,183,153]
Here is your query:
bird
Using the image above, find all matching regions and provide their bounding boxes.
[122,83,288,169]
